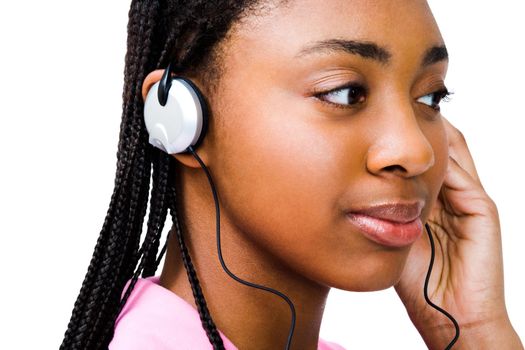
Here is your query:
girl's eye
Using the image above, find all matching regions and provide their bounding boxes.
[315,84,367,109]
[416,88,452,111]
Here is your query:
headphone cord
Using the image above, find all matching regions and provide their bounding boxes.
[423,222,460,349]
[187,146,297,350]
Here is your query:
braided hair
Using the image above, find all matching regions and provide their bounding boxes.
[59,1,279,349]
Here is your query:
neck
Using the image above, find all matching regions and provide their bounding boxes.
[158,166,330,350]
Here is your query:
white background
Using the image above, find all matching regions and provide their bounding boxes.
[0,1,523,349]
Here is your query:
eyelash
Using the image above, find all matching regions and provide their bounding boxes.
[416,88,453,111]
[314,84,453,111]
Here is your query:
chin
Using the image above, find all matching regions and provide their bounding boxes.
[322,248,410,292]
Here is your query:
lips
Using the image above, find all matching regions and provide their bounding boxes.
[348,202,424,224]
[345,201,425,247]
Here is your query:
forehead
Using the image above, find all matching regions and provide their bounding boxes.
[224,0,443,69]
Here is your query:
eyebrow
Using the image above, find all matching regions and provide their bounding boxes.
[295,39,448,67]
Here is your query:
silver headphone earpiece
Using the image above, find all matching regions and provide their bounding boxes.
[143,63,209,154]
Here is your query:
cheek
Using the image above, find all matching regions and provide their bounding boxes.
[213,93,342,254]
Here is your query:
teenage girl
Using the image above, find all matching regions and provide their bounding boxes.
[60,0,524,349]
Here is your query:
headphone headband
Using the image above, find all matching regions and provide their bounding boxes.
[158,62,174,106]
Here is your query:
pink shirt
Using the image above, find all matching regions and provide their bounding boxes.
[109,276,345,350]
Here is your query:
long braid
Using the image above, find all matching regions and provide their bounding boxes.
[60,1,161,348]
[94,150,171,348]
[60,1,271,349]
[141,153,171,278]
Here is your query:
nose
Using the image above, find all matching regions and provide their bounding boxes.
[366,99,435,178]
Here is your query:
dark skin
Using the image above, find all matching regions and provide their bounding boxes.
[142,0,523,349]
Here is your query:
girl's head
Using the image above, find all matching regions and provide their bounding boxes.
[62,1,448,348]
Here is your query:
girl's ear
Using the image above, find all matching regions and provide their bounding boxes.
[142,69,165,102]
[141,69,211,169]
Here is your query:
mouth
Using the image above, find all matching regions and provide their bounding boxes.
[345,201,424,248]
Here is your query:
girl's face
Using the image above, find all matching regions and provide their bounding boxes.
[194,0,448,291]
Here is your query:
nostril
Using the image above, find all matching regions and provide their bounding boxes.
[383,164,406,173]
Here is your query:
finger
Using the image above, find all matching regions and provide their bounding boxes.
[442,116,482,186]
[443,156,477,191]
[441,155,489,217]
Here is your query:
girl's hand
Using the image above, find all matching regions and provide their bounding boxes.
[394,117,523,349]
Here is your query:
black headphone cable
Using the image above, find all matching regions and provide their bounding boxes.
[423,222,460,349]
[187,146,297,350]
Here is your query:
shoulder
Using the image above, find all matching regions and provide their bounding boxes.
[318,338,347,350]
[109,277,345,350]
[109,326,171,350]
[108,276,237,349]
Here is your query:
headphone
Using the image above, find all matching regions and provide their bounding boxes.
[143,62,209,154]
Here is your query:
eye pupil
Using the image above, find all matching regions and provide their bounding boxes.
[317,84,367,108]
[433,91,444,104]
[347,86,365,104]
